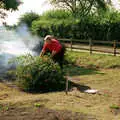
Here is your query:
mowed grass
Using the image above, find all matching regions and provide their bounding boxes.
[65,51,120,69]
[0,51,120,120]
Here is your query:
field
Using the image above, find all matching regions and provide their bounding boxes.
[0,51,120,120]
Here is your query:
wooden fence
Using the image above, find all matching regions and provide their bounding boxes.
[59,39,120,56]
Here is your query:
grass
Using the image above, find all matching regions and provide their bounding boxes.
[1,51,120,119]
[63,64,102,77]
[65,51,120,69]
[110,105,120,109]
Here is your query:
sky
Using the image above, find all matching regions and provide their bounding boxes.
[0,0,120,25]
[0,0,52,25]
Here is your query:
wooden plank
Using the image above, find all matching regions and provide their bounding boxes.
[59,38,120,45]
[65,46,120,54]
[60,38,120,55]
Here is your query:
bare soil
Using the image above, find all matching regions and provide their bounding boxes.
[0,106,97,120]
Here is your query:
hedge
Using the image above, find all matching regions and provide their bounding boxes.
[18,10,120,41]
[32,18,120,41]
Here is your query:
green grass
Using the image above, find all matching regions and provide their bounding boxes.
[65,51,120,69]
[1,51,120,119]
[34,103,43,108]
[63,64,103,77]
[110,105,120,109]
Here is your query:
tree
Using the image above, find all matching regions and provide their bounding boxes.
[18,12,39,28]
[0,0,21,20]
[50,0,111,18]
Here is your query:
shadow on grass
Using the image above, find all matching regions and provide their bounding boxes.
[0,64,101,94]
[22,81,91,94]
[0,76,91,94]
[63,64,104,76]
[70,82,91,92]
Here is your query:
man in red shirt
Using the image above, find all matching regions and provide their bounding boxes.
[40,35,65,69]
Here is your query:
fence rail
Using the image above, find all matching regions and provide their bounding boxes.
[59,39,120,56]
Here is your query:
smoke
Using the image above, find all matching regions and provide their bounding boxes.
[16,23,43,55]
[0,24,43,76]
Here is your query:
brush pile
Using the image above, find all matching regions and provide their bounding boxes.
[12,54,66,92]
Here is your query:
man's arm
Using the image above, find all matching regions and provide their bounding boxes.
[40,43,47,57]
[40,50,45,57]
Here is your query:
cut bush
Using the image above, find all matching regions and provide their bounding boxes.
[13,54,66,92]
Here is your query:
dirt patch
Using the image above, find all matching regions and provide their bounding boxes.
[110,108,120,116]
[0,106,97,120]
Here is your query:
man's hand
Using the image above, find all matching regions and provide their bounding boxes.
[40,50,45,57]
[51,51,57,57]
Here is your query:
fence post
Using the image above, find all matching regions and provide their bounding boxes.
[70,39,72,51]
[66,78,68,95]
[113,40,116,56]
[89,39,92,54]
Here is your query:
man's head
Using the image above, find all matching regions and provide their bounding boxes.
[44,35,53,43]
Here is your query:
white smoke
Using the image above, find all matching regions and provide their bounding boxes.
[0,24,43,75]
[16,23,43,55]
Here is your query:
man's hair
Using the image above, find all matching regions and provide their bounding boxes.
[44,35,54,41]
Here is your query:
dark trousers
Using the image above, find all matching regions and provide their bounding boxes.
[52,45,65,69]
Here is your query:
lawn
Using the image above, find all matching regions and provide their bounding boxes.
[0,51,120,120]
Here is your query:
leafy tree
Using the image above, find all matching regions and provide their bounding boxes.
[0,0,21,10]
[18,12,39,28]
[41,9,72,20]
[31,8,120,40]
[50,0,110,17]
[31,10,74,37]
[0,0,21,20]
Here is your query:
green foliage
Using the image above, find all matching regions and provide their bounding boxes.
[12,54,66,92]
[32,18,74,38]
[34,103,42,108]
[17,8,120,41]
[41,10,72,20]
[19,12,39,28]
[0,0,20,10]
[110,104,120,109]
[50,0,107,18]
[0,104,9,111]
[31,9,120,40]
[32,20,52,36]
[0,0,21,19]
[31,9,73,37]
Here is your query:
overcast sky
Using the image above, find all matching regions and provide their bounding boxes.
[0,0,120,25]
[1,0,52,25]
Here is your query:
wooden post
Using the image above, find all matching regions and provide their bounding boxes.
[65,75,69,95]
[66,78,68,95]
[70,39,72,51]
[89,39,92,54]
[113,40,116,56]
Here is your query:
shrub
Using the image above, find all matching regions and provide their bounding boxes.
[12,54,66,92]
[32,19,75,38]
[31,9,120,41]
[17,9,120,41]
[32,20,53,36]
[18,12,39,28]
[41,9,72,20]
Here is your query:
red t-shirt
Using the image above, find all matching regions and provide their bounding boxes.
[42,39,62,53]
